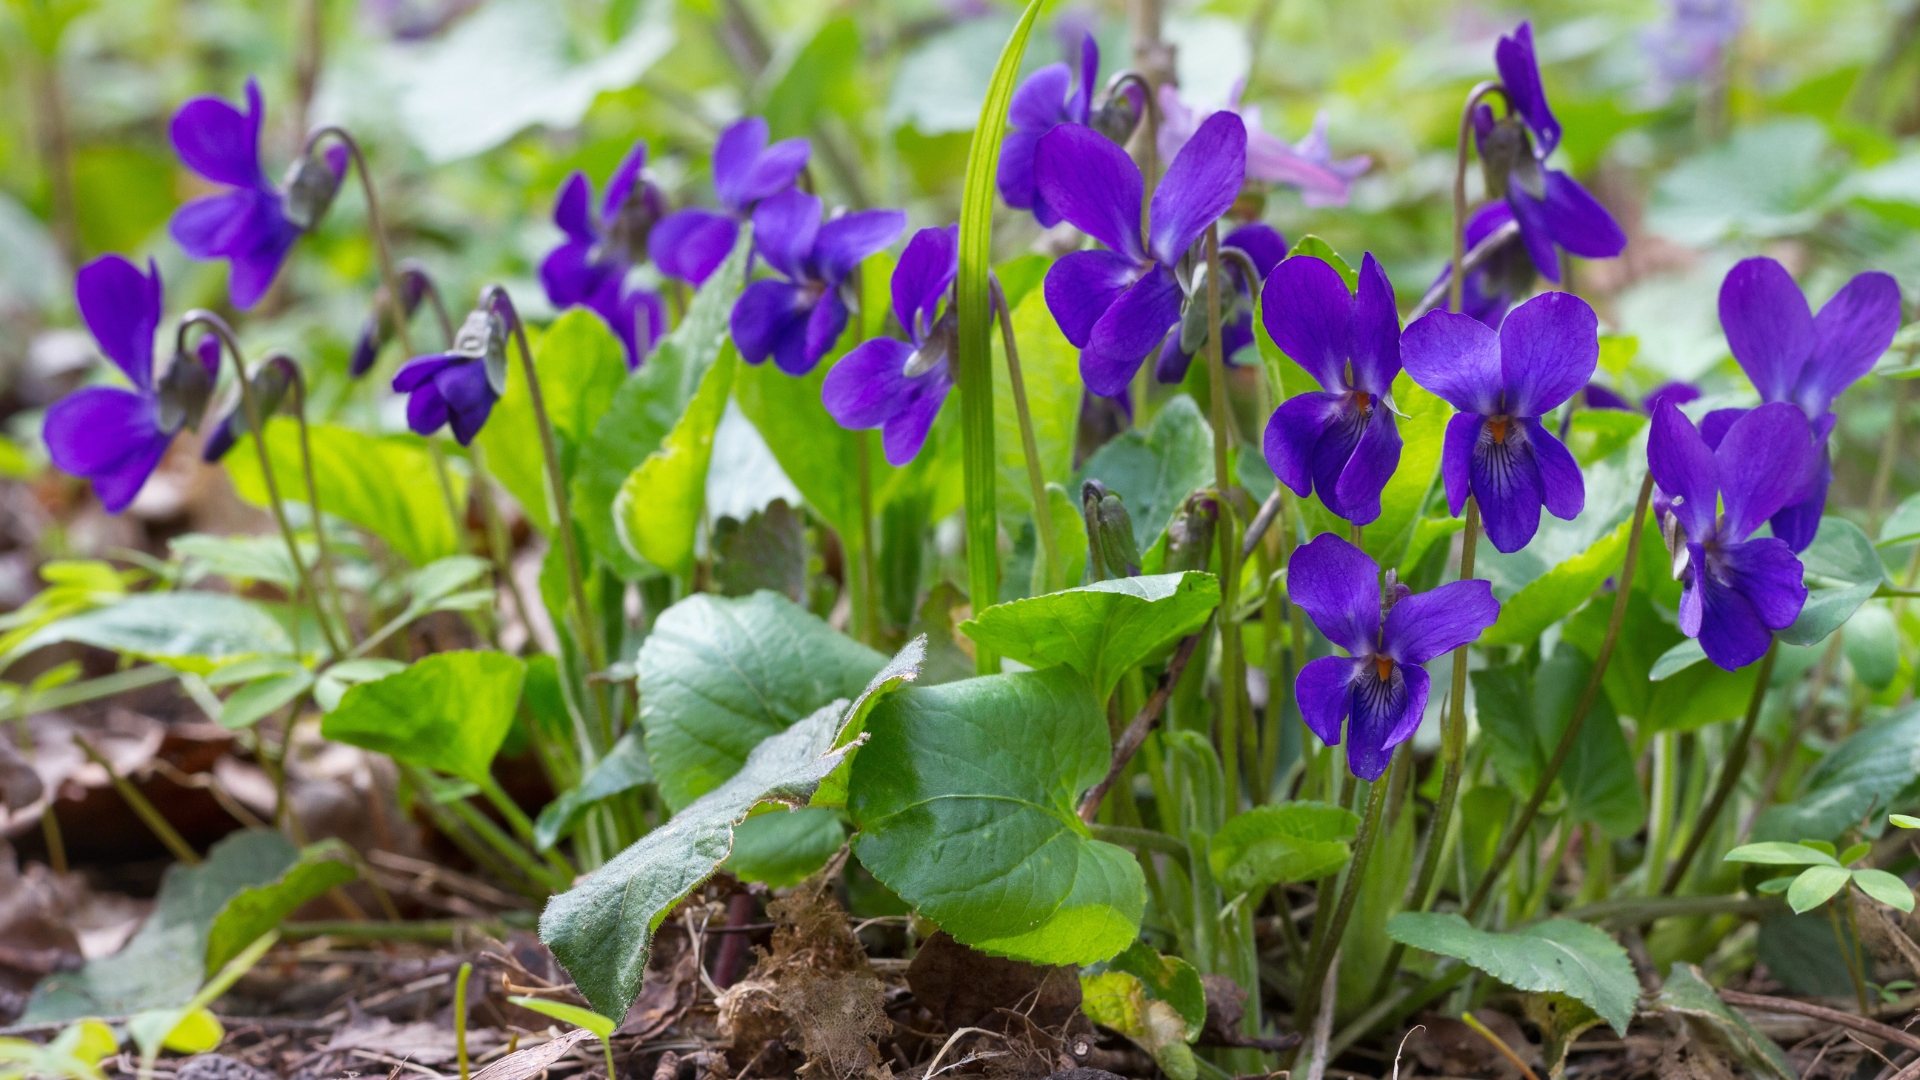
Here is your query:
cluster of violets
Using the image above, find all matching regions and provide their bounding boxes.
[38,17,1902,779]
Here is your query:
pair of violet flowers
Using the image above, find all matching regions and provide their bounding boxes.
[539,141,669,369]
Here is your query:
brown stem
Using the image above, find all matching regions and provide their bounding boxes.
[1077,488,1287,822]
[1717,988,1920,1052]
[1467,472,1655,919]
[179,314,343,657]
[292,0,324,139]
[1661,638,1781,895]
[75,735,200,865]
[1448,81,1510,316]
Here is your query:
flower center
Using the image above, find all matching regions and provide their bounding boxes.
[1374,655,1394,681]
[1488,415,1509,444]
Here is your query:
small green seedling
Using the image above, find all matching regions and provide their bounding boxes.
[131,930,281,1080]
[1723,840,1914,914]
[1871,979,1916,1005]
[1891,814,1920,830]
[0,1019,117,1080]
[508,997,616,1079]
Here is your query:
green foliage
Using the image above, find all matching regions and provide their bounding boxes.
[1385,913,1638,1034]
[1728,839,1916,913]
[960,572,1218,700]
[637,591,885,810]
[1207,801,1358,894]
[1754,704,1920,841]
[321,651,527,785]
[616,346,736,575]
[1078,396,1214,553]
[993,281,1080,520]
[1473,648,1644,836]
[0,1018,117,1080]
[1656,964,1795,1080]
[534,729,655,850]
[1079,943,1206,1080]
[16,592,292,674]
[204,841,357,971]
[849,667,1144,965]
[229,421,467,566]
[724,808,849,887]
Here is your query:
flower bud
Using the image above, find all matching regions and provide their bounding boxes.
[202,355,297,462]
[1476,115,1536,201]
[280,145,347,231]
[1162,491,1217,574]
[156,347,215,436]
[1083,480,1141,581]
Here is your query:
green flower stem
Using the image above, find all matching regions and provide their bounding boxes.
[1467,470,1656,919]
[477,774,576,882]
[1204,224,1249,814]
[282,360,353,648]
[991,273,1060,590]
[470,444,537,654]
[852,428,877,645]
[426,442,471,554]
[454,961,474,1080]
[179,313,343,659]
[1447,82,1508,316]
[1295,758,1393,1045]
[484,289,606,685]
[447,788,568,894]
[1088,823,1193,870]
[1660,637,1781,895]
[1740,633,1843,844]
[1870,369,1912,528]
[956,0,1047,671]
[1369,497,1480,997]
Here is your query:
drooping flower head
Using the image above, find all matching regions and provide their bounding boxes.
[540,141,669,369]
[1427,202,1536,327]
[999,34,1143,228]
[1705,257,1901,551]
[650,117,810,287]
[1154,222,1286,385]
[1260,253,1404,525]
[203,354,297,463]
[349,267,429,378]
[1035,112,1247,396]
[168,78,347,309]
[393,307,508,446]
[1402,291,1596,553]
[729,191,906,376]
[1474,23,1626,284]
[1157,86,1370,209]
[821,225,959,465]
[1289,533,1499,779]
[45,257,219,512]
[1649,401,1817,670]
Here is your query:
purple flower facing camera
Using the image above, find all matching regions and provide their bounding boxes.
[1289,533,1499,780]
[821,225,959,466]
[650,117,810,287]
[728,191,906,377]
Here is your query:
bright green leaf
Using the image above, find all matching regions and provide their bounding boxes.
[507,996,614,1039]
[1787,864,1852,913]
[321,652,527,785]
[205,840,356,972]
[1207,801,1358,894]
[533,728,655,850]
[1287,236,1357,291]
[724,808,848,887]
[218,670,315,730]
[1725,842,1840,866]
[616,347,736,576]
[1078,396,1213,553]
[960,572,1218,700]
[1481,518,1631,647]
[1853,868,1916,912]
[312,658,407,713]
[15,592,293,675]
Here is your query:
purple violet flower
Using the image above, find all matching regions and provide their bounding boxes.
[349,269,427,378]
[1643,0,1742,91]
[1154,222,1286,385]
[393,309,507,446]
[168,78,346,310]
[44,257,219,512]
[1289,533,1499,779]
[1157,86,1370,209]
[1649,401,1818,670]
[1474,23,1626,284]
[1260,252,1403,526]
[998,35,1100,229]
[649,117,810,288]
[1035,111,1248,397]
[821,225,959,465]
[1402,291,1596,553]
[1699,257,1902,552]
[729,191,907,376]
[540,141,670,368]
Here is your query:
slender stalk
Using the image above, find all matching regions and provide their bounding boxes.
[852,430,877,644]
[282,360,352,647]
[1740,633,1841,843]
[454,961,474,1080]
[470,445,536,652]
[427,441,470,554]
[306,127,415,360]
[1871,376,1912,529]
[477,775,576,881]
[74,735,199,865]
[28,38,79,272]
[991,273,1060,589]
[1834,898,1872,1015]
[1296,761,1393,1041]
[1203,225,1249,814]
[484,288,604,679]
[1466,472,1655,918]
[1660,638,1780,894]
[180,314,343,658]
[1448,82,1510,316]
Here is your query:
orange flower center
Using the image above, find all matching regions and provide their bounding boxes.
[1488,416,1509,444]
[1374,655,1395,681]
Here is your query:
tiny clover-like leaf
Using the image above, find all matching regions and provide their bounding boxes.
[1852,868,1917,913]
[1385,913,1637,1035]
[1891,814,1920,829]
[849,666,1145,966]
[542,643,921,1019]
[958,571,1219,701]
[1723,841,1840,866]
[1787,864,1852,913]
[1755,876,1795,895]
[1207,801,1358,894]
[1839,841,1873,866]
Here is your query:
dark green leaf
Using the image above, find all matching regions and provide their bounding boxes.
[713,499,808,602]
[1656,964,1795,1080]
[1755,704,1920,841]
[1385,913,1637,1034]
[849,667,1144,965]
[724,808,848,887]
[638,591,886,811]
[1782,517,1885,646]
